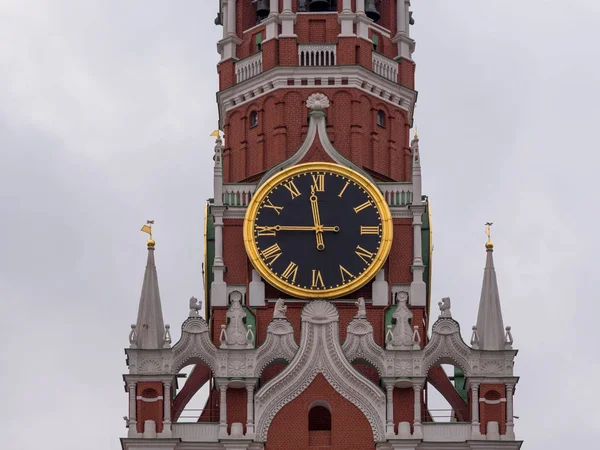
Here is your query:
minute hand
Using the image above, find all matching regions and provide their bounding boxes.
[274,225,340,232]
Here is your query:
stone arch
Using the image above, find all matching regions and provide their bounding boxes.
[254,301,386,443]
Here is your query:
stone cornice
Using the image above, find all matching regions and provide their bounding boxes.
[217,65,417,129]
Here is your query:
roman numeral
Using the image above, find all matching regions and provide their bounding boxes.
[360,226,380,235]
[353,200,372,213]
[355,245,376,264]
[311,174,325,192]
[260,243,282,266]
[256,226,277,236]
[339,265,354,283]
[338,181,350,198]
[281,261,299,284]
[263,199,283,215]
[311,270,325,288]
[283,180,301,199]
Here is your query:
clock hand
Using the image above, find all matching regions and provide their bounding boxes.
[272,225,340,232]
[310,186,325,251]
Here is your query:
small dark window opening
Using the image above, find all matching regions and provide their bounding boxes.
[377,110,386,128]
[308,406,331,431]
[372,34,379,53]
[256,33,263,52]
[250,111,259,128]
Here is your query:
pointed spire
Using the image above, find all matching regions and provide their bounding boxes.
[134,241,166,349]
[475,231,506,350]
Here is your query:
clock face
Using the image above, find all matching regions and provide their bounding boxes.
[243,163,392,299]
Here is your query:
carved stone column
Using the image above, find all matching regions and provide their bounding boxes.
[384,382,395,436]
[127,382,137,437]
[471,383,483,439]
[412,383,422,438]
[162,381,172,437]
[505,384,515,440]
[246,383,255,435]
[219,384,228,437]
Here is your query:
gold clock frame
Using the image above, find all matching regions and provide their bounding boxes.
[243,162,393,299]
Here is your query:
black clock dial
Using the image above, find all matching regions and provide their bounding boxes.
[252,170,384,293]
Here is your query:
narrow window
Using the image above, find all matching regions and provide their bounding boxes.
[372,34,379,53]
[255,33,263,52]
[377,110,386,128]
[250,111,259,128]
[308,405,331,431]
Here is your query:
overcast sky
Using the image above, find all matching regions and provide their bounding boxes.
[1,1,599,449]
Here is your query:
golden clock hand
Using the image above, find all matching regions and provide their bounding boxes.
[272,225,340,232]
[310,186,325,250]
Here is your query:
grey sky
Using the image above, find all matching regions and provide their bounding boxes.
[1,1,598,448]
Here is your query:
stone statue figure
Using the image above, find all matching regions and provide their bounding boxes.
[225,291,248,348]
[355,297,367,319]
[391,291,414,349]
[438,297,451,318]
[189,296,202,317]
[273,298,287,319]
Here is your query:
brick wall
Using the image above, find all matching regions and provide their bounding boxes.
[266,374,375,450]
[479,384,506,435]
[222,88,411,183]
[136,381,164,433]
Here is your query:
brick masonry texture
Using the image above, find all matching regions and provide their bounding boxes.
[223,88,412,183]
[137,381,164,433]
[266,374,375,450]
[479,384,506,435]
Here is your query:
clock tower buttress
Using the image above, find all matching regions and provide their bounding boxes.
[120,3,522,450]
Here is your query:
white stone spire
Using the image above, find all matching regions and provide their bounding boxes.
[475,244,506,350]
[134,244,166,349]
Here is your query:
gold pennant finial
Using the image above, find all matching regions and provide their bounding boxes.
[141,220,155,247]
[413,127,419,141]
[485,222,494,249]
[210,129,221,143]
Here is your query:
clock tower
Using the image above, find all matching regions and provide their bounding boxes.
[120,2,523,450]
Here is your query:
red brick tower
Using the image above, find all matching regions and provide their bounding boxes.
[120,3,522,450]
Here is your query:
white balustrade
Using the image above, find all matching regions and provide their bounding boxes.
[422,423,471,442]
[236,52,263,83]
[372,52,398,83]
[378,183,413,207]
[222,183,257,207]
[172,423,219,442]
[298,44,336,67]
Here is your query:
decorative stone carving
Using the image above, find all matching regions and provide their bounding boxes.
[385,325,393,349]
[470,326,480,349]
[273,299,287,319]
[438,297,452,318]
[188,296,202,317]
[390,292,414,350]
[225,291,248,349]
[306,92,330,111]
[219,325,228,348]
[255,301,386,443]
[505,326,514,349]
[355,297,367,319]
[412,326,421,350]
[129,324,137,348]
[163,324,172,348]
[343,314,385,376]
[246,324,255,349]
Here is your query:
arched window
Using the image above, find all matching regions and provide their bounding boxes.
[377,109,386,128]
[308,405,331,431]
[250,111,258,128]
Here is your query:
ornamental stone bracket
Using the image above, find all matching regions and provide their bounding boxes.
[254,301,387,443]
[341,315,517,380]
[126,314,299,380]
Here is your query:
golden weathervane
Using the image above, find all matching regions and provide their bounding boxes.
[141,220,155,247]
[485,222,494,249]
